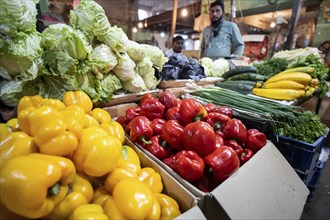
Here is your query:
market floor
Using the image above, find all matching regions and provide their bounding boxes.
[300,96,330,220]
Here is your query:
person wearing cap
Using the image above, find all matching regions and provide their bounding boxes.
[164,35,186,57]
[200,0,244,59]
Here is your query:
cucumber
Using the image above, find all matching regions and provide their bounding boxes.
[222,66,257,79]
[227,73,269,81]
[215,82,254,94]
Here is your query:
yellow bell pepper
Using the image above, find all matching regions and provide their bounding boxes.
[60,105,86,122]
[100,121,125,144]
[63,91,93,114]
[0,131,37,166]
[138,167,163,193]
[0,123,12,140]
[92,186,111,206]
[83,113,100,128]
[110,178,157,219]
[17,95,44,113]
[103,196,125,219]
[91,108,112,124]
[0,153,76,219]
[69,204,108,220]
[17,106,64,136]
[6,118,20,132]
[34,118,78,156]
[104,145,141,193]
[39,98,66,110]
[154,193,181,220]
[47,173,94,220]
[72,126,122,177]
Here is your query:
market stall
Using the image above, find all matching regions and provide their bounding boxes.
[1,0,329,220]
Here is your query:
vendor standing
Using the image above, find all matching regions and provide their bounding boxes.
[200,0,244,59]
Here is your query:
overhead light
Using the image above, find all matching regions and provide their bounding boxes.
[182,8,188,17]
[138,22,143,28]
[144,20,148,27]
[270,21,276,28]
[132,27,137,33]
[160,32,165,38]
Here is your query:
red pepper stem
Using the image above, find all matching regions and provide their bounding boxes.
[140,135,152,145]
[47,182,61,197]
[213,122,222,131]
[193,113,205,122]
[241,152,246,157]
[160,140,169,149]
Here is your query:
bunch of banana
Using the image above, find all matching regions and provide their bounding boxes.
[252,67,319,101]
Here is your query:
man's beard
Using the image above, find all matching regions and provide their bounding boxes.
[211,16,223,26]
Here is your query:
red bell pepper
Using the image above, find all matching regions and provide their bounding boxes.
[151,118,166,135]
[204,103,216,113]
[204,146,240,182]
[240,148,254,165]
[193,172,218,192]
[129,116,153,145]
[140,93,154,105]
[222,118,247,144]
[125,106,141,121]
[245,129,267,153]
[116,115,129,130]
[224,140,244,157]
[179,98,208,125]
[158,91,178,110]
[142,135,172,160]
[165,106,181,121]
[215,135,224,149]
[213,106,233,118]
[182,121,217,157]
[160,120,184,151]
[140,98,165,120]
[176,98,182,107]
[205,112,231,136]
[164,150,205,182]
[163,154,176,169]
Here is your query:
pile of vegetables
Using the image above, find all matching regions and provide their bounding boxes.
[117,91,268,192]
[192,87,327,143]
[200,57,230,77]
[0,0,167,107]
[252,67,318,101]
[0,91,181,220]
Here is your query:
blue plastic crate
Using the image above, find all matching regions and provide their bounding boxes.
[307,161,326,188]
[305,161,327,202]
[272,132,327,175]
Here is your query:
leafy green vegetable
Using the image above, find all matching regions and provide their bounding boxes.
[0,0,38,36]
[41,24,92,61]
[277,111,327,143]
[88,44,117,79]
[0,32,42,80]
[69,0,111,42]
[253,58,288,77]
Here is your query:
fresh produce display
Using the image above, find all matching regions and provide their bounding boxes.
[120,91,268,192]
[0,0,167,108]
[0,90,182,219]
[192,87,328,144]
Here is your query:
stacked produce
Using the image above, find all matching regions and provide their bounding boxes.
[0,0,167,108]
[252,67,318,101]
[0,91,181,220]
[200,57,230,77]
[117,91,267,192]
[192,87,328,144]
[215,66,267,94]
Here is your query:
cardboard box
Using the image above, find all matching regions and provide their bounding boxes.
[125,138,206,219]
[131,140,310,219]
